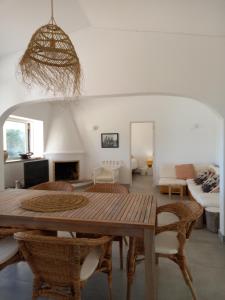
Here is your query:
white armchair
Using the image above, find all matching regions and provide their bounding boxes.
[93,160,122,184]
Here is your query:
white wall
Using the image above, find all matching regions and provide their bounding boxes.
[131,122,154,168]
[4,102,52,188]
[11,102,52,150]
[72,96,221,184]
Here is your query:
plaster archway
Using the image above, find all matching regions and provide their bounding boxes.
[0,94,224,239]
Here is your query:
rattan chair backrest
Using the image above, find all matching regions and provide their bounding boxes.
[86,183,128,194]
[14,231,111,285]
[30,181,75,192]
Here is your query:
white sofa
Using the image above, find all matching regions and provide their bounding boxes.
[186,179,219,208]
[158,163,220,208]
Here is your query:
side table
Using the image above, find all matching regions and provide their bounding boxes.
[168,184,183,200]
[205,206,219,233]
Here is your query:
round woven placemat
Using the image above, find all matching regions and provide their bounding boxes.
[21,194,89,212]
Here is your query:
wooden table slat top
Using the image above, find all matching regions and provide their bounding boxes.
[0,189,157,300]
[0,190,155,231]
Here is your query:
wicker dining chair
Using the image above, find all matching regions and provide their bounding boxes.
[31,181,75,192]
[127,201,203,300]
[0,227,24,271]
[86,183,129,194]
[14,231,113,300]
[31,181,76,238]
[85,183,129,270]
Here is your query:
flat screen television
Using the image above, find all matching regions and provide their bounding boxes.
[24,159,49,188]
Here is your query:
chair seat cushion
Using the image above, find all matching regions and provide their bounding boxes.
[157,212,179,226]
[57,231,74,238]
[80,247,101,281]
[155,231,178,255]
[0,236,19,264]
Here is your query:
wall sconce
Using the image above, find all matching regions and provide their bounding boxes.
[93,125,99,131]
[191,123,200,130]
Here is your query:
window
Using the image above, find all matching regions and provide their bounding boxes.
[3,115,44,161]
[3,117,30,160]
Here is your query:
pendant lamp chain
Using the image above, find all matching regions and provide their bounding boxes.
[50,0,55,24]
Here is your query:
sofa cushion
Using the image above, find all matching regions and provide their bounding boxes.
[159,178,187,186]
[194,169,211,185]
[202,174,219,193]
[193,164,211,176]
[175,164,195,179]
[209,164,220,175]
[159,164,176,178]
[210,185,220,193]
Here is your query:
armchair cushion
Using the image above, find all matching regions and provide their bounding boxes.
[93,161,121,183]
[94,175,115,182]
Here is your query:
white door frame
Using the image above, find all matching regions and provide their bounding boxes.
[129,121,156,186]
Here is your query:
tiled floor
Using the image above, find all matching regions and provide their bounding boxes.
[0,175,225,299]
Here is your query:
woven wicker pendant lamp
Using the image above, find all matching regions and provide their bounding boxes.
[19,0,81,96]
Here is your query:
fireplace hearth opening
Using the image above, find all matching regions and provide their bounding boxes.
[54,161,79,181]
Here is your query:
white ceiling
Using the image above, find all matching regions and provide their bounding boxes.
[81,0,225,35]
[0,0,89,57]
[0,0,225,57]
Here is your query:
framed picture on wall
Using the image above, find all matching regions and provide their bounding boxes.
[101,133,119,148]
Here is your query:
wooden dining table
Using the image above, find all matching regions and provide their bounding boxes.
[0,189,157,300]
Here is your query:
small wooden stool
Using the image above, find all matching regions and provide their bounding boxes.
[168,184,183,200]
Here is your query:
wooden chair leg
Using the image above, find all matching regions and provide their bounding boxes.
[126,237,136,300]
[108,273,112,300]
[119,238,123,270]
[124,236,128,246]
[126,278,132,300]
[168,185,172,199]
[178,260,197,300]
[32,278,41,300]
[73,283,81,300]
[184,261,193,282]
[180,186,183,200]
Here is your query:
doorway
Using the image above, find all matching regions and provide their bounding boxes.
[130,122,155,188]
